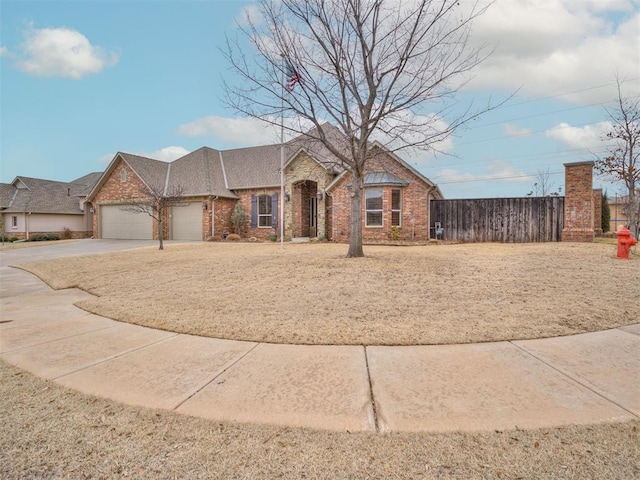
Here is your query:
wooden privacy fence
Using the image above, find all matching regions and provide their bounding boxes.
[430,197,565,243]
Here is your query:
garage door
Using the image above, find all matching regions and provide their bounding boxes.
[101,205,153,240]
[171,202,202,240]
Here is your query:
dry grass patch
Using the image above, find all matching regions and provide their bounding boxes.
[17,242,640,345]
[2,361,638,480]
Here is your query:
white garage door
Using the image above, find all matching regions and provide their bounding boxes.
[101,205,153,240]
[171,202,202,240]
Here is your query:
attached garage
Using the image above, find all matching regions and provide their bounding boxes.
[171,202,203,240]
[100,205,153,239]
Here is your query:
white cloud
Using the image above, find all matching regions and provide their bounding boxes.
[177,116,291,146]
[97,153,116,165]
[15,25,119,79]
[485,160,529,181]
[97,146,190,165]
[0,46,8,57]
[545,121,613,150]
[503,123,532,137]
[434,160,529,186]
[236,4,264,27]
[143,146,190,162]
[466,1,640,104]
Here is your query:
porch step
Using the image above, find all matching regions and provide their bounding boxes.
[291,237,311,243]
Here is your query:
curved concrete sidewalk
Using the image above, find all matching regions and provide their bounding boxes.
[1,242,639,433]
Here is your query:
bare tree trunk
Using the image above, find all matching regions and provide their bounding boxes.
[347,175,364,258]
[629,190,639,237]
[158,219,164,250]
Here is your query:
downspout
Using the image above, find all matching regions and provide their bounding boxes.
[25,212,30,240]
[211,196,218,237]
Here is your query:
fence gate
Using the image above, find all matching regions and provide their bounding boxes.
[430,197,564,243]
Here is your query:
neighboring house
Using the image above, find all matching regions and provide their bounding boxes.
[86,125,443,242]
[608,192,640,236]
[0,173,101,240]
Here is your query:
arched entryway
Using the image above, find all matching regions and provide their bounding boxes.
[292,180,318,238]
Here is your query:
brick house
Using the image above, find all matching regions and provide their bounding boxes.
[86,125,443,242]
[0,174,100,240]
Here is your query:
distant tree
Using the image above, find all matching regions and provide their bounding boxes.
[595,76,639,236]
[526,169,562,197]
[225,0,500,257]
[601,191,611,233]
[120,183,185,250]
[231,202,248,236]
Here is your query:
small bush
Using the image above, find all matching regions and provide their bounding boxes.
[230,203,248,235]
[30,234,48,242]
[390,226,400,241]
[61,227,73,240]
[226,233,241,242]
[46,234,60,241]
[269,235,278,242]
[207,235,223,242]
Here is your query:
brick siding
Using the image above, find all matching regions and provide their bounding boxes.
[562,161,594,242]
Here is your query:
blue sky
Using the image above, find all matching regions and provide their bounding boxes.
[1,0,639,198]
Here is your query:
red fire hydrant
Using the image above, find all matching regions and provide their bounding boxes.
[615,226,638,259]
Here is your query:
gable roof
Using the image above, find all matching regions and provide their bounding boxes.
[1,175,100,215]
[87,123,441,201]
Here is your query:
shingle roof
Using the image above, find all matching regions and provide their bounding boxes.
[87,123,438,200]
[1,176,96,214]
[169,147,236,197]
[222,144,283,189]
[0,183,17,208]
[119,153,169,191]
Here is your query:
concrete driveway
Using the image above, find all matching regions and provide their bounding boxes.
[1,240,638,433]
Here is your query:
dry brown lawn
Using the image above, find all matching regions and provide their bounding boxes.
[17,241,640,345]
[2,361,638,480]
[5,241,640,478]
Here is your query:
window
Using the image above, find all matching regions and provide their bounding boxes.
[258,194,272,227]
[365,189,383,227]
[391,189,402,226]
[12,216,18,228]
[120,168,127,182]
[251,194,278,229]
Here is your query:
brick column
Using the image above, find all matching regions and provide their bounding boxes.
[593,188,603,236]
[562,161,594,242]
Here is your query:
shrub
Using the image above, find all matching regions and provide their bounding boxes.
[61,227,73,240]
[269,235,278,242]
[226,233,241,242]
[230,203,248,235]
[30,234,48,242]
[207,235,223,242]
[390,226,400,241]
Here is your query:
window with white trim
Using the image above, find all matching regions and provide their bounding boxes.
[258,194,272,227]
[365,189,383,227]
[391,189,402,226]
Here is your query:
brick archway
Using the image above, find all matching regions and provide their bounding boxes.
[292,180,318,238]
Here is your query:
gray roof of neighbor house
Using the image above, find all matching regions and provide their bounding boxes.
[0,183,16,208]
[1,174,101,214]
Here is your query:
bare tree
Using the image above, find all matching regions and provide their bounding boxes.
[526,169,562,197]
[120,183,185,250]
[596,77,640,236]
[225,0,497,257]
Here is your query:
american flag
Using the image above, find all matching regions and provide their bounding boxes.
[286,64,302,91]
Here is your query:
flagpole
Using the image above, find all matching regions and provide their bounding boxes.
[279,54,285,250]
